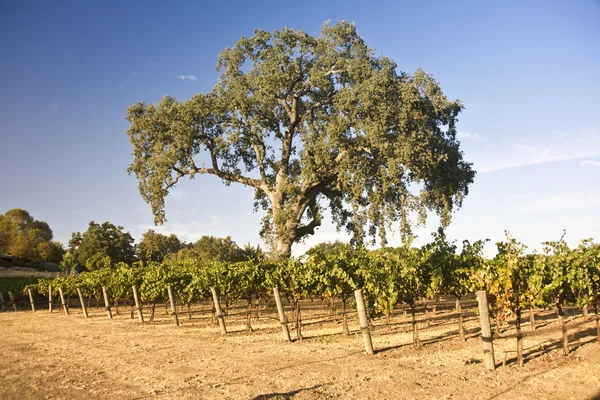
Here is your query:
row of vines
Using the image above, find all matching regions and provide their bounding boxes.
[22,231,600,366]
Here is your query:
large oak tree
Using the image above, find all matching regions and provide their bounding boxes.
[126,22,475,258]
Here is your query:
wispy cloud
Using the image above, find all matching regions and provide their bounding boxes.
[169,188,187,200]
[581,160,600,168]
[148,60,157,65]
[514,192,600,215]
[461,128,600,173]
[458,131,488,143]
[178,75,197,81]
[111,85,124,92]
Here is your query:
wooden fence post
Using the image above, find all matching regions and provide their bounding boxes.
[476,290,496,371]
[167,285,179,326]
[102,286,113,320]
[210,287,227,334]
[48,285,53,312]
[0,292,6,312]
[273,287,291,342]
[132,286,144,323]
[77,288,88,318]
[354,289,374,355]
[8,291,18,312]
[58,287,69,315]
[28,289,36,312]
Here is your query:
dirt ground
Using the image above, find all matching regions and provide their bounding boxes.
[1,298,599,400]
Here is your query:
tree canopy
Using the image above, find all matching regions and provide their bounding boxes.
[67,221,135,271]
[137,229,184,262]
[171,235,246,264]
[126,21,475,257]
[0,208,64,262]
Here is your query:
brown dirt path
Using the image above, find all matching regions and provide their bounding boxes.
[0,305,599,399]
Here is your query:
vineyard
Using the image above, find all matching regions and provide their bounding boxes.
[1,232,597,369]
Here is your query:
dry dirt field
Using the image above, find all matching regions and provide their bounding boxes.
[1,299,599,400]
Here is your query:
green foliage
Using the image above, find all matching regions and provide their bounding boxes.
[126,21,475,258]
[68,221,135,271]
[305,241,363,302]
[535,232,576,308]
[3,276,41,295]
[169,235,245,264]
[571,239,600,307]
[490,232,533,313]
[137,229,183,262]
[0,208,64,262]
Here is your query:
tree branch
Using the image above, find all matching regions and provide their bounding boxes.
[295,217,320,238]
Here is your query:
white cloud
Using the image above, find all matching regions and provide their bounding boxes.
[178,75,197,81]
[461,128,600,173]
[581,160,600,168]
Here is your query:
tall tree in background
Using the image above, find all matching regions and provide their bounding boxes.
[68,221,135,271]
[137,229,183,262]
[169,235,245,264]
[0,208,64,262]
[127,21,475,258]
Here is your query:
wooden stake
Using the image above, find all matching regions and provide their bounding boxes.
[76,288,88,318]
[273,287,291,341]
[529,307,535,330]
[132,286,144,323]
[167,285,179,326]
[210,287,227,334]
[28,289,36,312]
[476,290,496,371]
[58,287,69,315]
[0,292,6,312]
[102,286,112,320]
[8,291,17,311]
[48,285,53,312]
[354,289,374,355]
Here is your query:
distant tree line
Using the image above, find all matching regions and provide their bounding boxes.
[0,208,261,270]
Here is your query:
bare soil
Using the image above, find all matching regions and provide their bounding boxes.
[1,298,599,400]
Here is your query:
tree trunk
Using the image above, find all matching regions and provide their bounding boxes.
[516,306,523,366]
[273,237,293,260]
[594,302,599,345]
[187,302,192,319]
[425,301,430,327]
[556,303,569,356]
[456,297,465,341]
[495,312,502,336]
[385,310,391,330]
[150,301,156,322]
[246,296,253,332]
[294,299,303,340]
[342,296,349,336]
[529,307,535,330]
[410,301,420,347]
[583,304,589,321]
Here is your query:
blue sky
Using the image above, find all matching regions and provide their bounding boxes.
[0,0,598,256]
